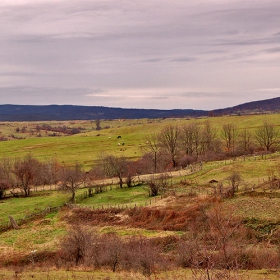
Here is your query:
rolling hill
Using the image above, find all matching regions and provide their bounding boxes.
[0,96,279,121]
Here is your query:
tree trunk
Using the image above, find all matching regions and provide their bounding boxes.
[119,175,123,188]
[9,215,19,229]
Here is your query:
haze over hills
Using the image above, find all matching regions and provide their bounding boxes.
[0,97,279,121]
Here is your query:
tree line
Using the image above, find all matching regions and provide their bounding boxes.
[0,120,278,200]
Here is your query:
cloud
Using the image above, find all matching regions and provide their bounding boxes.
[0,0,280,110]
[170,57,197,63]
[263,47,280,53]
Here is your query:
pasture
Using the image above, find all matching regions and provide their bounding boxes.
[0,113,280,169]
[0,114,280,278]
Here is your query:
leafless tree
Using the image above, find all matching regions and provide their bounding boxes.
[200,120,221,159]
[255,121,278,151]
[158,125,180,168]
[181,122,201,158]
[132,237,162,276]
[0,157,15,197]
[206,203,243,269]
[59,163,84,202]
[102,233,124,272]
[95,119,101,130]
[13,153,41,197]
[0,180,10,199]
[99,155,128,188]
[141,133,162,173]
[146,174,169,196]
[0,157,15,184]
[238,128,254,154]
[60,226,94,266]
[227,171,242,194]
[44,157,60,186]
[221,123,239,154]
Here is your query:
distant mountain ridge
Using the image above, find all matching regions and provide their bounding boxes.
[213,96,280,115]
[0,97,279,121]
[0,105,206,121]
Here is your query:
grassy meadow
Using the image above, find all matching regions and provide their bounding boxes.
[0,113,280,169]
[0,114,280,278]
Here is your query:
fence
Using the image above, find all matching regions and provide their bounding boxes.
[0,206,60,233]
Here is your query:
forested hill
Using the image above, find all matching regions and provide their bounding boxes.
[0,105,206,121]
[212,96,280,115]
[0,96,279,121]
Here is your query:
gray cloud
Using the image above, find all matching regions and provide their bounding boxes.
[263,47,280,53]
[0,0,280,110]
[170,57,197,63]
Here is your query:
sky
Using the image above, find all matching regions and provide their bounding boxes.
[1,0,280,110]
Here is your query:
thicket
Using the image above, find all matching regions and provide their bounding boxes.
[2,201,279,276]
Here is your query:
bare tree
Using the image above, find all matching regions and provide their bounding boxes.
[0,157,15,197]
[255,121,278,151]
[59,163,84,202]
[201,120,218,152]
[145,174,169,197]
[221,123,239,154]
[142,133,162,173]
[60,226,94,266]
[13,153,41,197]
[158,125,180,168]
[181,122,201,158]
[103,233,123,272]
[95,119,101,130]
[0,180,10,199]
[227,171,242,195]
[0,157,15,184]
[206,203,243,269]
[238,129,254,154]
[100,155,128,188]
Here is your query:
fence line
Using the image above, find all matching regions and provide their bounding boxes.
[0,206,60,234]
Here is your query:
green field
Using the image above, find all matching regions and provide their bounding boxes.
[1,113,280,169]
[0,114,280,278]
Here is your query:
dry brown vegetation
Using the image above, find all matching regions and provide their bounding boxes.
[1,192,279,279]
[0,117,280,279]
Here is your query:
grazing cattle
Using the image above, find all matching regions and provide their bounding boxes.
[118,143,121,146]
[117,135,121,139]
[108,136,111,139]
[122,143,125,145]
[209,179,218,184]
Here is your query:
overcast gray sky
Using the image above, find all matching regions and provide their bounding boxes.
[1,0,280,110]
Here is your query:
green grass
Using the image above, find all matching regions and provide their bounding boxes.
[0,215,66,250]
[1,113,280,169]
[179,153,280,189]
[0,191,69,225]
[77,185,150,207]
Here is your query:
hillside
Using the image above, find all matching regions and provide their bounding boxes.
[0,105,206,121]
[0,96,279,121]
[0,114,280,278]
[213,96,280,115]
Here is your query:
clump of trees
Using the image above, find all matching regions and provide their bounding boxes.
[139,120,279,173]
[0,154,83,200]
[59,226,165,276]
[0,120,278,200]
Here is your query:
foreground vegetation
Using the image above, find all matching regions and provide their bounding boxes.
[0,114,280,279]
